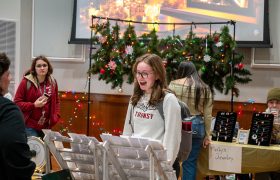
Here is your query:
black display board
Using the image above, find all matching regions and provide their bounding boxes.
[248,113,274,146]
[212,111,237,142]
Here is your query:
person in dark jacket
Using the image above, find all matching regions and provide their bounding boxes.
[0,52,36,179]
[14,55,60,138]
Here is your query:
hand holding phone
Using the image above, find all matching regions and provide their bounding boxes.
[43,93,50,98]
[34,95,48,108]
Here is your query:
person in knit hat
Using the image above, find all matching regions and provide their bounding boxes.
[265,88,280,123]
[265,88,280,145]
[255,88,280,180]
[267,88,280,102]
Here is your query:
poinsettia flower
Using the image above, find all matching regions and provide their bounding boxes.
[99,36,107,44]
[216,41,223,47]
[203,55,211,62]
[108,60,117,70]
[125,45,133,55]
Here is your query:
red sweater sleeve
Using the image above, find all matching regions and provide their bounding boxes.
[14,79,35,112]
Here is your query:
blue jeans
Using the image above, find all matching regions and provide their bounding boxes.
[182,116,205,180]
[25,127,44,139]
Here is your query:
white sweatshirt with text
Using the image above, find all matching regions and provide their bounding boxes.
[123,93,181,164]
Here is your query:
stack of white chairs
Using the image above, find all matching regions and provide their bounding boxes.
[100,134,177,180]
[43,130,177,180]
[43,130,101,179]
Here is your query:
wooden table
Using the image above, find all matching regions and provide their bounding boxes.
[197,141,280,179]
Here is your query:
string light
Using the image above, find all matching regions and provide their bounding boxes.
[60,91,123,136]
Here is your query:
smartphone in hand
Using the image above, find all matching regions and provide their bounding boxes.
[43,93,50,98]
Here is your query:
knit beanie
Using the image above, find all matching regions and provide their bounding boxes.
[267,88,280,102]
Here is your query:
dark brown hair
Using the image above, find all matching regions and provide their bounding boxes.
[0,53,11,95]
[131,53,167,106]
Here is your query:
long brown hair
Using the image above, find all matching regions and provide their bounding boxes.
[131,54,167,106]
[176,61,212,110]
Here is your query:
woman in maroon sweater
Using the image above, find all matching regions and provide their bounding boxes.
[14,55,60,138]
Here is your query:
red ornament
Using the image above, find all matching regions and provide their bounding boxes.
[237,63,244,69]
[100,68,105,74]
[214,34,220,43]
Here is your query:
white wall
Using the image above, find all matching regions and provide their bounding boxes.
[0,0,278,103]
[0,0,20,19]
[0,0,21,91]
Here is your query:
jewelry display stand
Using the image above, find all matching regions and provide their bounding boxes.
[248,113,274,146]
[211,111,237,142]
[100,134,177,180]
[271,123,280,144]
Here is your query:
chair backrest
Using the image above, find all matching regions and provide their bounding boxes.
[100,134,177,180]
[43,129,101,180]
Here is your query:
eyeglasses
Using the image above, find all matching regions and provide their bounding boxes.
[36,64,48,68]
[136,71,153,78]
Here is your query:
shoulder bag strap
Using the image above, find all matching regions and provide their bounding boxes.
[129,105,134,134]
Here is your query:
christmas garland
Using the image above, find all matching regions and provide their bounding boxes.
[90,22,251,96]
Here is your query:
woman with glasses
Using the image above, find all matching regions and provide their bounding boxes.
[123,53,182,171]
[0,53,36,179]
[14,55,60,139]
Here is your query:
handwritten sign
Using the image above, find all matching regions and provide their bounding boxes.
[209,143,242,173]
